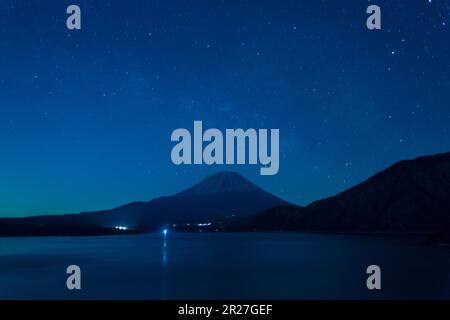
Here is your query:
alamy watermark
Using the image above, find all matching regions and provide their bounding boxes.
[66,265,81,290]
[170,121,279,176]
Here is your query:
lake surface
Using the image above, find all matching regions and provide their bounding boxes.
[0,233,449,299]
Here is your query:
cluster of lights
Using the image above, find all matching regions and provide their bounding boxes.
[197,222,212,227]
[114,226,128,231]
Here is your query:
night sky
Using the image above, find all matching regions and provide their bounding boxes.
[0,0,449,217]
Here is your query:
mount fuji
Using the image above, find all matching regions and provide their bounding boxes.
[0,172,289,236]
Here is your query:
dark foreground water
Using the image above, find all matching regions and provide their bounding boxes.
[0,233,449,299]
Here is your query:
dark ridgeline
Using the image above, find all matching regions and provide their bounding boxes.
[0,171,289,236]
[1,151,450,237]
[228,151,450,234]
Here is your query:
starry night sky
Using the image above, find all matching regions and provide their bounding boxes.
[0,0,449,217]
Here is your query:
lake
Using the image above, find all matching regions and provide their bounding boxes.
[0,233,449,299]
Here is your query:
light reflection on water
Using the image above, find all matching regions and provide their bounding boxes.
[0,233,449,299]
[161,237,168,299]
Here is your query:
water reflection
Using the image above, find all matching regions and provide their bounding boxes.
[162,229,168,264]
[161,232,169,299]
[162,238,167,264]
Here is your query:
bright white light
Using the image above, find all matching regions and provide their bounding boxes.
[163,229,168,235]
[197,222,212,227]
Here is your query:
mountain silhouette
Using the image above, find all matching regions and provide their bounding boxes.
[228,152,450,233]
[176,171,269,196]
[0,171,289,235]
[2,152,450,236]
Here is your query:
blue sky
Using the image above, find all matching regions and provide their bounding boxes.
[0,0,449,216]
